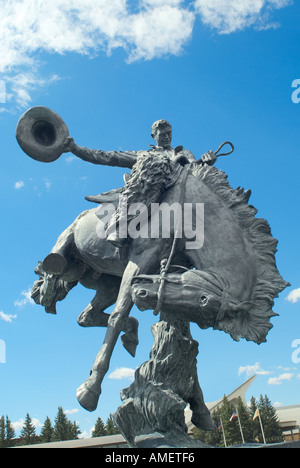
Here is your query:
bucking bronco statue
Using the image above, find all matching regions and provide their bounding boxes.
[16,107,289,447]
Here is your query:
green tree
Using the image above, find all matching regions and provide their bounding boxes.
[236,397,253,444]
[105,415,119,435]
[5,416,15,448]
[0,416,5,448]
[219,396,239,446]
[249,395,283,444]
[20,413,38,446]
[194,393,283,447]
[92,417,107,437]
[249,396,261,442]
[0,415,16,448]
[68,420,81,440]
[40,416,54,443]
[52,407,81,441]
[52,407,70,441]
[258,395,283,443]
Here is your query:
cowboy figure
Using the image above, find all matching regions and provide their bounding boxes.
[63,120,217,247]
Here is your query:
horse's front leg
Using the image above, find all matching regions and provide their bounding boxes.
[76,261,139,412]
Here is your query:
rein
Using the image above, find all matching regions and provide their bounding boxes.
[153,165,190,316]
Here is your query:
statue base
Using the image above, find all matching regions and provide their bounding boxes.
[113,313,214,448]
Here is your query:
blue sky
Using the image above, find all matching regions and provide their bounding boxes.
[0,0,300,438]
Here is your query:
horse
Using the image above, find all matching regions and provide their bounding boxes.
[32,161,289,417]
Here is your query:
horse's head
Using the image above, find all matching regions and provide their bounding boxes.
[131,268,273,344]
[32,260,78,315]
[131,269,227,331]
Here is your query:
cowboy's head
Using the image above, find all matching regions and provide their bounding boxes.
[151,120,172,149]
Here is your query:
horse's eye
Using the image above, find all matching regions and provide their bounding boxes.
[199,294,209,306]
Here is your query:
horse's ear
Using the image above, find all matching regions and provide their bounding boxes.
[34,261,44,275]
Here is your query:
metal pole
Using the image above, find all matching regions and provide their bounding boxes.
[220,417,227,448]
[258,409,267,445]
[236,408,245,444]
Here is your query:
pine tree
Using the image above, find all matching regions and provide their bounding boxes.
[236,397,253,444]
[92,417,107,437]
[5,416,15,448]
[193,393,284,447]
[40,416,54,443]
[52,407,81,441]
[67,420,81,440]
[259,395,283,443]
[20,413,37,446]
[0,416,5,448]
[249,396,261,442]
[220,396,238,446]
[105,415,119,435]
[52,407,70,441]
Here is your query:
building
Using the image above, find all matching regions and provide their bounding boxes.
[276,405,300,441]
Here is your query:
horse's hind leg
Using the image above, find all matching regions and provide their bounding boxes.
[78,274,139,357]
[77,275,121,327]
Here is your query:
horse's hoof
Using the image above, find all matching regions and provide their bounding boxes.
[43,253,67,275]
[76,381,100,412]
[121,334,139,357]
[122,316,139,357]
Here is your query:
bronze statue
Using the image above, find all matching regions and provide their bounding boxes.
[16,107,289,447]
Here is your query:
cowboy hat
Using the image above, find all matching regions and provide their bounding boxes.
[16,106,69,163]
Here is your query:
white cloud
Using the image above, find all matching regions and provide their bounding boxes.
[238,362,272,378]
[0,79,6,103]
[108,367,135,380]
[14,288,35,308]
[65,408,79,415]
[65,156,77,164]
[0,311,17,323]
[0,0,194,110]
[12,418,43,433]
[44,178,52,190]
[268,372,294,385]
[0,0,292,109]
[194,0,292,34]
[7,73,60,109]
[286,288,300,304]
[14,180,25,190]
[12,419,26,432]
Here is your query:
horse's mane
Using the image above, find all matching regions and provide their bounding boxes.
[191,164,289,344]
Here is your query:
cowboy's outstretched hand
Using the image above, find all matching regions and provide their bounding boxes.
[200,150,217,166]
[63,136,76,153]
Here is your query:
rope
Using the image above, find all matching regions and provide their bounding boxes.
[153,165,190,316]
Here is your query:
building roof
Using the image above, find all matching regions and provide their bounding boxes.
[14,433,127,449]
